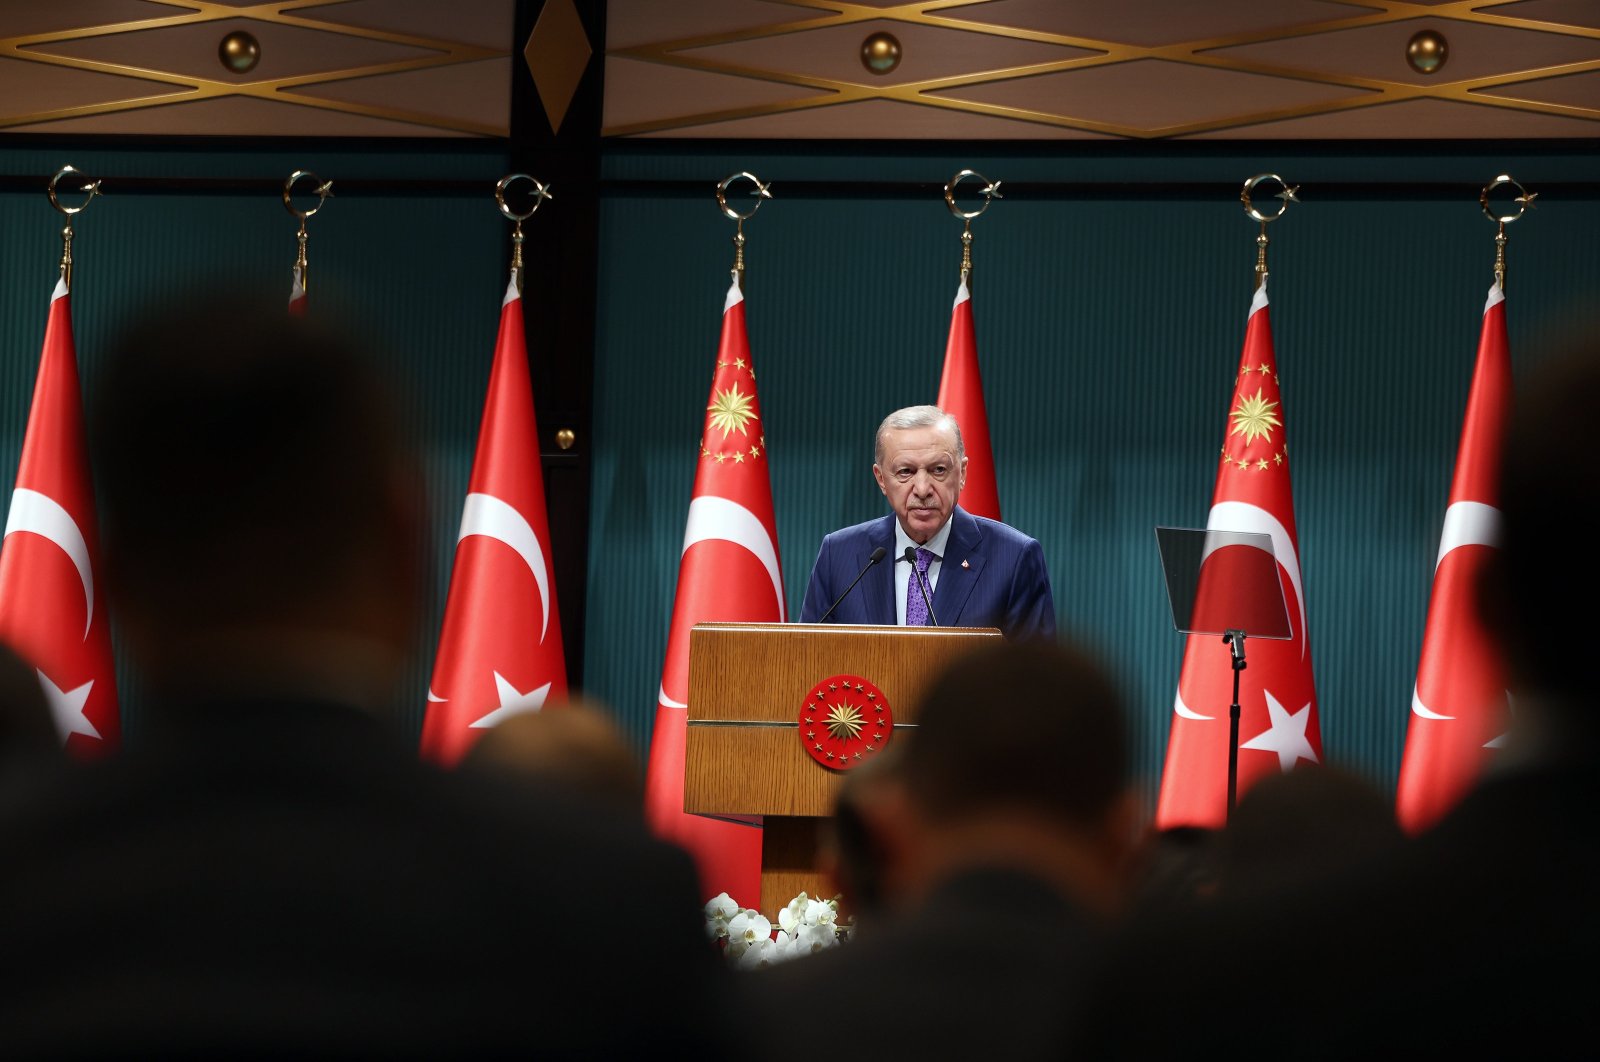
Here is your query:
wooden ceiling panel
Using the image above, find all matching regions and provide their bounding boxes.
[606,0,1600,138]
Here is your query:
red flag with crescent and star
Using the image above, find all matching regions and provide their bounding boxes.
[288,262,306,317]
[1156,277,1322,828]
[936,277,1000,519]
[643,274,783,903]
[1395,282,1512,833]
[0,277,120,755]
[420,274,567,766]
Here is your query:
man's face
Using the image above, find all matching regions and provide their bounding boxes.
[873,424,967,544]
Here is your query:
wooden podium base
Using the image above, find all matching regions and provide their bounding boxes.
[760,816,829,919]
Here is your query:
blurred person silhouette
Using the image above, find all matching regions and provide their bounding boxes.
[1081,343,1600,1057]
[1126,824,1219,916]
[461,695,644,811]
[752,639,1136,1061]
[0,640,58,763]
[1214,767,1403,898]
[0,294,723,1057]
[814,749,904,928]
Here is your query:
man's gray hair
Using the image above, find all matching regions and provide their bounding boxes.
[874,405,964,465]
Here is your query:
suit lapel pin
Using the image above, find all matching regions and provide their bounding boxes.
[961,559,970,569]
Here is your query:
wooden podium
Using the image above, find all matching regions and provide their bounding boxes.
[684,621,1001,916]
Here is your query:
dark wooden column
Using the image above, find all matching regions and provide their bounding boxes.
[511,0,606,686]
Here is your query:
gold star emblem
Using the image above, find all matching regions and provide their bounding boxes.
[706,384,756,439]
[750,445,760,458]
[825,703,865,741]
[1274,451,1284,466]
[734,357,747,370]
[806,730,815,739]
[866,744,876,753]
[1257,363,1273,376]
[866,692,875,701]
[1255,458,1269,471]
[733,451,745,463]
[1234,457,1249,470]
[815,691,824,700]
[714,452,726,463]
[874,732,884,741]
[828,683,837,691]
[1230,389,1282,446]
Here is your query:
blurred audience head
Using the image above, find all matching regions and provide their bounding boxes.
[1218,767,1403,896]
[461,697,643,811]
[851,640,1135,914]
[91,293,422,701]
[1480,343,1600,727]
[1127,826,1220,915]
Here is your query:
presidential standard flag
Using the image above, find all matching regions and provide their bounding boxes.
[421,274,567,765]
[643,274,783,903]
[0,277,120,755]
[1157,276,1322,828]
[936,277,1000,519]
[1395,282,1513,832]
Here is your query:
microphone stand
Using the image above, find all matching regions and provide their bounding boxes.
[1224,628,1246,821]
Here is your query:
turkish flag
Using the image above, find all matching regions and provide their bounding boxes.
[421,276,567,766]
[1395,283,1512,833]
[288,263,307,317]
[0,278,120,756]
[936,278,1000,519]
[643,276,784,904]
[1156,278,1322,828]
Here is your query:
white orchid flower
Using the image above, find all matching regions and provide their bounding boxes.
[726,909,773,950]
[737,937,780,970]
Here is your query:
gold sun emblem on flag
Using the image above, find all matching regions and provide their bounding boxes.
[1229,388,1282,446]
[825,703,865,741]
[707,384,756,439]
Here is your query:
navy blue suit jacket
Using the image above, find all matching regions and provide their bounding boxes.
[799,507,1056,640]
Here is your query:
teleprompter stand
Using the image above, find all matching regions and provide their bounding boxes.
[1155,527,1293,821]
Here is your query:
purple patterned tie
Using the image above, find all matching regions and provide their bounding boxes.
[906,547,935,626]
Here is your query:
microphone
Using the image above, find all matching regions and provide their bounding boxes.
[902,545,939,627]
[817,546,887,623]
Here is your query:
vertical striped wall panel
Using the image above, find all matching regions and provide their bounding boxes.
[587,165,1600,810]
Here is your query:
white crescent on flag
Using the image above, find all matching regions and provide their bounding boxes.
[1206,500,1307,656]
[457,492,551,642]
[4,488,94,638]
[1434,500,1501,570]
[680,495,786,621]
[1173,689,1212,721]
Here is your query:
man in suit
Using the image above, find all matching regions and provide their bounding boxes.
[0,296,725,1056]
[799,405,1055,638]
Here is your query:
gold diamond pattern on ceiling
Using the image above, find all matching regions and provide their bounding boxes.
[0,0,514,137]
[604,0,1600,138]
[524,0,593,133]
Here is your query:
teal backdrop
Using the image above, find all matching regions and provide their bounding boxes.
[0,140,1594,816]
[585,143,1600,812]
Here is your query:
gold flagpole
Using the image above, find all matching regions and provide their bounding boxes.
[943,168,1001,288]
[495,174,553,295]
[1479,174,1535,293]
[1240,173,1299,290]
[47,166,103,293]
[283,170,332,298]
[715,172,772,285]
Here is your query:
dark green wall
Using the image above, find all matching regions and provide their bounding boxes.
[584,144,1600,810]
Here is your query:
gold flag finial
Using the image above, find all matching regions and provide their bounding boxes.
[1480,174,1534,293]
[48,165,103,293]
[496,174,553,295]
[283,170,333,300]
[716,172,771,285]
[1240,174,1298,292]
[944,169,1001,285]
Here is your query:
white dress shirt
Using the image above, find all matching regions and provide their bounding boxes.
[893,517,953,625]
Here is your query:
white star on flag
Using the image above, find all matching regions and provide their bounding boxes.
[37,670,99,742]
[1239,689,1319,772]
[469,671,551,729]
